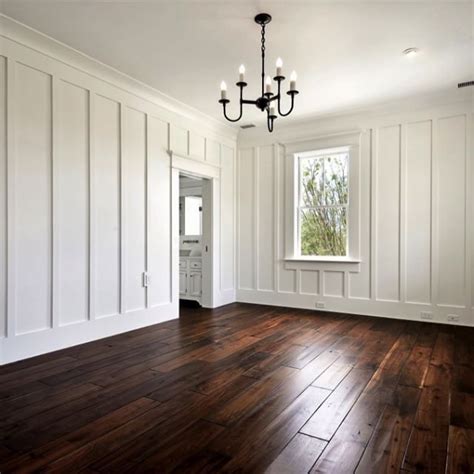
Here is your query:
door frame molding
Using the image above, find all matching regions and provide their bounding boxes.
[170,151,219,308]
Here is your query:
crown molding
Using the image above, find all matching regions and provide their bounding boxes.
[238,87,473,147]
[0,14,238,142]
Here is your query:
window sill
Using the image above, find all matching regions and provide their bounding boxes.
[284,256,361,272]
[285,257,361,263]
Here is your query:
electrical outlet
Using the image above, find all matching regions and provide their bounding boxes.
[447,314,460,323]
[420,311,433,320]
[315,301,325,309]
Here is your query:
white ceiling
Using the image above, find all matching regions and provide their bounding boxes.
[1,0,472,126]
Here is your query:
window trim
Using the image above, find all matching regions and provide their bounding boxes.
[283,131,362,266]
[296,147,350,258]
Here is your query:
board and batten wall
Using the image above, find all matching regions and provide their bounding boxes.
[237,99,473,326]
[0,17,237,364]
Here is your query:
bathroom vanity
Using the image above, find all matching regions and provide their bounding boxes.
[179,254,202,303]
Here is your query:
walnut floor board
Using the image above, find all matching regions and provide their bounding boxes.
[0,303,473,473]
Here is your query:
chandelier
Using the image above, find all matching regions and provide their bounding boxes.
[218,13,299,132]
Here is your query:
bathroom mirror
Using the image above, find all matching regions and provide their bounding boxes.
[179,195,202,236]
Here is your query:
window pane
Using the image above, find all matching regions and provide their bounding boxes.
[324,153,348,205]
[300,207,347,256]
[300,157,324,207]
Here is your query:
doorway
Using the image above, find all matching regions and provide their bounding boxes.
[173,170,214,310]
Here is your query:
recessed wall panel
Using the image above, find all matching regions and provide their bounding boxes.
[57,80,89,325]
[94,95,120,317]
[238,147,255,290]
[170,125,188,156]
[148,116,171,306]
[437,115,466,306]
[257,145,274,291]
[300,270,319,295]
[206,139,220,166]
[189,130,205,160]
[221,145,235,291]
[406,121,432,304]
[124,107,146,312]
[0,56,6,337]
[324,271,344,297]
[376,125,401,301]
[15,63,52,334]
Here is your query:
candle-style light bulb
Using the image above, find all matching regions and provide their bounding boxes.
[265,75,272,94]
[220,81,227,100]
[276,57,283,77]
[239,64,245,82]
[290,71,297,91]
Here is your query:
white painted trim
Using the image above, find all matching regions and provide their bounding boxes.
[51,74,59,329]
[238,93,471,148]
[88,91,96,321]
[170,151,220,180]
[2,304,176,365]
[0,14,237,143]
[119,102,126,315]
[5,56,15,338]
[236,289,473,327]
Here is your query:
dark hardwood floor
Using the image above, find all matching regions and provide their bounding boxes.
[1,303,473,473]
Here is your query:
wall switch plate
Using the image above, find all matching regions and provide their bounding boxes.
[447,314,460,323]
[142,272,150,288]
[315,301,325,309]
[420,311,433,320]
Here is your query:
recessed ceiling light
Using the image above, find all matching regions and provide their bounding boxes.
[403,47,419,57]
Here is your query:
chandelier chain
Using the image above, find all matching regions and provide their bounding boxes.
[261,24,266,97]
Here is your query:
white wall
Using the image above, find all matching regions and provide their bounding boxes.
[0,16,237,364]
[237,98,473,326]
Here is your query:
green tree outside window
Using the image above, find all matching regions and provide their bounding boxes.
[299,153,348,256]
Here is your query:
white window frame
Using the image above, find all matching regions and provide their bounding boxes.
[284,131,362,266]
[296,147,350,258]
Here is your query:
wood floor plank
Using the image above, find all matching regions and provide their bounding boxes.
[300,368,374,440]
[217,386,330,472]
[355,385,420,473]
[312,362,352,390]
[0,302,471,473]
[446,426,474,474]
[310,368,399,473]
[402,364,451,472]
[265,433,327,474]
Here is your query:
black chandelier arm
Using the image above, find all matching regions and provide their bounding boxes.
[275,79,298,117]
[219,83,247,123]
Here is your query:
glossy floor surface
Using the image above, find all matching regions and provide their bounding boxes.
[0,303,473,473]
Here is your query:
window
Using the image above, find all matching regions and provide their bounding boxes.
[296,147,349,257]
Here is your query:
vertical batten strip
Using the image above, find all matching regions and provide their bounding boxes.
[236,147,241,291]
[272,144,278,294]
[51,75,59,328]
[5,57,15,338]
[431,118,440,309]
[144,113,149,308]
[88,91,95,320]
[464,113,472,314]
[369,128,377,300]
[274,144,281,294]
[167,124,173,305]
[254,146,259,291]
[119,102,126,314]
[428,120,433,305]
[399,123,406,304]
